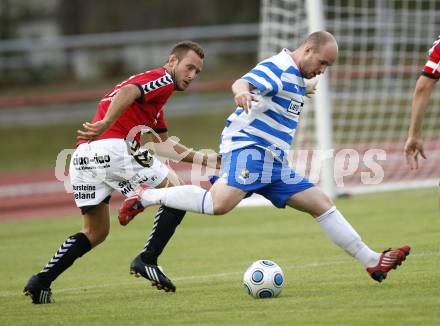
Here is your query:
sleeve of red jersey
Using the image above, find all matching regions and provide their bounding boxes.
[139,85,170,133]
[422,39,440,79]
[153,109,168,133]
[132,81,174,103]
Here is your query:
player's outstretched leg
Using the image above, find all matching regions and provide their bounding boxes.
[130,254,176,292]
[366,245,411,282]
[23,275,52,304]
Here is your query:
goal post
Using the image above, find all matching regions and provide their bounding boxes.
[259,0,440,195]
[305,0,335,198]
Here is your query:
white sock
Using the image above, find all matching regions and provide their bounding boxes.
[140,185,214,215]
[316,206,380,268]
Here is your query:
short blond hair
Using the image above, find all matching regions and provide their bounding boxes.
[170,41,205,60]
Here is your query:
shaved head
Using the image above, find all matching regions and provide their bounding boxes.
[292,30,338,79]
[302,31,338,52]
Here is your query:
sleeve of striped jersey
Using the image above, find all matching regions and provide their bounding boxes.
[423,40,440,79]
[241,62,280,96]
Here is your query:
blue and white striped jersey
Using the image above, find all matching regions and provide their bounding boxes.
[220,49,306,160]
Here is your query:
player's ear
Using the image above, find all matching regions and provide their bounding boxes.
[168,54,179,68]
[304,45,314,54]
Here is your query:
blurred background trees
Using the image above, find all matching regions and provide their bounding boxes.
[0,0,260,170]
[57,0,259,34]
[0,0,260,88]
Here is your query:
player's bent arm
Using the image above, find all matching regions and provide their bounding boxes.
[77,84,142,140]
[408,75,438,139]
[101,84,142,128]
[152,131,219,168]
[232,79,253,95]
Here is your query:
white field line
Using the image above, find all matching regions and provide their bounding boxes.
[2,251,438,298]
[0,182,65,197]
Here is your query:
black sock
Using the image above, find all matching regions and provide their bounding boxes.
[37,232,92,287]
[140,206,185,265]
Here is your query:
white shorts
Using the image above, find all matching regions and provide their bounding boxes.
[69,138,169,208]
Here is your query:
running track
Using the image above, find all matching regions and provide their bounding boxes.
[1,141,438,221]
[0,163,208,221]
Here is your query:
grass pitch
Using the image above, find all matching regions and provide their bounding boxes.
[1,188,439,325]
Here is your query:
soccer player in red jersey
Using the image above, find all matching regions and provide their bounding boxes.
[404,36,440,206]
[24,41,215,303]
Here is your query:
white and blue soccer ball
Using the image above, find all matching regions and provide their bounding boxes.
[243,260,285,299]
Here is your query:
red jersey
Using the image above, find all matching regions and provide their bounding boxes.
[79,67,175,145]
[423,36,440,79]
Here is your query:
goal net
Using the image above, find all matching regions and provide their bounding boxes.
[260,0,440,194]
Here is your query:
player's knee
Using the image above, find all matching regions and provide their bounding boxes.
[322,194,334,209]
[212,201,232,215]
[311,193,335,218]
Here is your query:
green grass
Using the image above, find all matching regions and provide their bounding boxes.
[1,188,439,325]
[0,123,79,171]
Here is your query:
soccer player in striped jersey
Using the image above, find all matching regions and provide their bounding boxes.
[404,36,440,207]
[24,41,218,303]
[120,31,410,285]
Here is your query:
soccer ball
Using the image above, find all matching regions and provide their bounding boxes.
[243,260,284,298]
